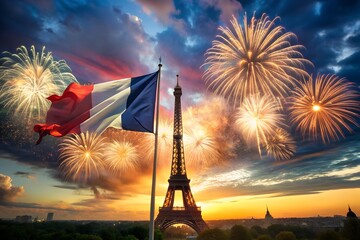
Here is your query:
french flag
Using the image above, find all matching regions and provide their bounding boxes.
[34,71,159,144]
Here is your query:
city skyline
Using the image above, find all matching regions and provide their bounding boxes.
[0,0,360,221]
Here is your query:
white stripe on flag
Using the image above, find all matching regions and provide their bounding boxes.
[80,78,132,133]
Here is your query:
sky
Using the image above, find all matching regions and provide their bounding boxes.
[0,0,360,221]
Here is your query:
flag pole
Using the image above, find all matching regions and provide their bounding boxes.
[149,59,162,240]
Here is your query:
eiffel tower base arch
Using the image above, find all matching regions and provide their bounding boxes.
[155,207,208,233]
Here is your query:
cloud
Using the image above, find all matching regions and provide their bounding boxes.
[0,1,43,52]
[0,200,88,215]
[0,201,41,209]
[338,51,360,83]
[0,174,24,202]
[90,186,118,200]
[53,185,79,190]
[192,133,360,201]
[44,2,155,83]
[0,141,59,169]
[137,0,185,32]
[14,171,36,180]
[200,0,242,23]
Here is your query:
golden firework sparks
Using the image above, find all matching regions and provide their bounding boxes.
[103,140,139,174]
[0,45,77,123]
[183,96,236,166]
[289,74,360,143]
[58,132,106,182]
[203,13,311,105]
[235,94,285,157]
[141,121,173,164]
[184,127,220,167]
[265,128,296,160]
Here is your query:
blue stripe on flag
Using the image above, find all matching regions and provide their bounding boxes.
[121,71,158,132]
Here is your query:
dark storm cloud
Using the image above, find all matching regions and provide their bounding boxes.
[338,51,360,83]
[0,1,44,52]
[347,33,360,48]
[0,134,59,169]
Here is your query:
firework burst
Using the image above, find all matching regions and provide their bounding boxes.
[0,45,77,122]
[235,94,284,157]
[141,121,173,165]
[289,74,359,143]
[58,132,107,182]
[203,13,311,105]
[102,127,143,146]
[265,128,296,160]
[103,140,139,174]
[184,127,220,167]
[182,96,237,167]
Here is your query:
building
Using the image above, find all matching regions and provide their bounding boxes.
[265,206,274,220]
[155,75,207,233]
[261,206,274,227]
[46,212,54,221]
[346,206,357,219]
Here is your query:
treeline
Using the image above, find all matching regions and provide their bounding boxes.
[0,219,359,240]
[0,220,163,240]
[198,219,360,240]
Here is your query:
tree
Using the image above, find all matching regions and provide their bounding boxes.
[267,224,314,239]
[257,235,273,240]
[197,228,227,240]
[100,228,117,240]
[268,224,285,237]
[125,225,148,240]
[275,231,296,240]
[230,225,252,240]
[64,233,103,240]
[341,218,360,240]
[122,235,138,240]
[317,230,341,240]
[154,228,164,240]
[251,225,267,238]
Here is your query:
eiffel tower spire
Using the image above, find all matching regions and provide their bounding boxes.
[155,75,208,233]
[171,74,186,177]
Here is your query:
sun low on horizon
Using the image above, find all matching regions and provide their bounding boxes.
[0,0,360,225]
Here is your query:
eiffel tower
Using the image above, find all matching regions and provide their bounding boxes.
[155,75,208,233]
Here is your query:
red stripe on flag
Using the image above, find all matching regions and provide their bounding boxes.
[34,83,94,144]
